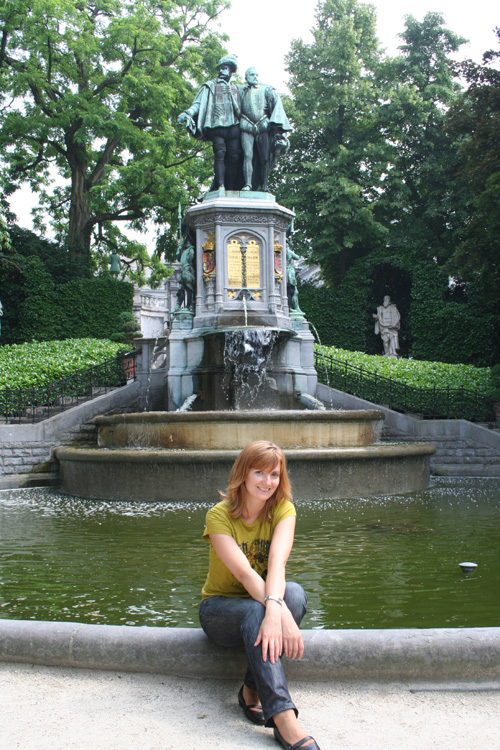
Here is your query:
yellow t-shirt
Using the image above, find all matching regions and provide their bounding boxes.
[201,499,296,599]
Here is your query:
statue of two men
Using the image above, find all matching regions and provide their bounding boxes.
[373,295,401,357]
[178,55,291,192]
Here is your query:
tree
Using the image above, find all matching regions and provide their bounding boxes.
[447,28,500,306]
[377,13,467,268]
[274,0,389,285]
[0,0,228,274]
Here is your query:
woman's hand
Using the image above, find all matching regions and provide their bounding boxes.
[254,602,283,663]
[281,605,304,660]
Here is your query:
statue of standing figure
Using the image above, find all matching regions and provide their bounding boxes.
[177,54,242,191]
[286,238,302,314]
[178,56,290,192]
[373,295,401,357]
[173,236,196,313]
[238,67,291,191]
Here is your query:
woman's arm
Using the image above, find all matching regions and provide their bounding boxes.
[209,515,303,663]
[258,516,304,662]
[209,533,267,602]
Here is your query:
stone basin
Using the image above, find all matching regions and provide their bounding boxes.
[94,409,384,450]
[54,409,435,502]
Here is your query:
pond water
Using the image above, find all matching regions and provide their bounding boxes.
[1,477,499,629]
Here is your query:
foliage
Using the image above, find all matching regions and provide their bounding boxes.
[0,338,129,389]
[0,233,134,343]
[315,343,491,395]
[280,7,500,366]
[300,255,499,366]
[0,0,228,273]
[0,207,12,254]
[298,270,371,351]
[377,13,467,269]
[447,28,500,306]
[275,0,389,284]
[109,311,143,344]
[489,363,500,401]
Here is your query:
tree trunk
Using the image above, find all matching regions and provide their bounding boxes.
[67,143,93,273]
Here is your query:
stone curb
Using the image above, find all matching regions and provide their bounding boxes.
[1,619,500,683]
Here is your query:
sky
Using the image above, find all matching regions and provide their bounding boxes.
[221,0,499,92]
[8,0,499,235]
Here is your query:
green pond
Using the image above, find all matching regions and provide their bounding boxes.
[1,477,499,629]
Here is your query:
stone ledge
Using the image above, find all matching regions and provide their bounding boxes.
[0,472,58,490]
[0,619,499,684]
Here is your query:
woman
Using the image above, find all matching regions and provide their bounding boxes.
[199,440,321,750]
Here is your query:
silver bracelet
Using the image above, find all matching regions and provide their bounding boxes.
[264,594,283,606]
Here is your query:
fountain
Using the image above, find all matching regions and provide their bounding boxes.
[54,64,433,502]
[3,57,497,692]
[55,192,434,501]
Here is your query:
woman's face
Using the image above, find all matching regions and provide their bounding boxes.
[243,462,281,505]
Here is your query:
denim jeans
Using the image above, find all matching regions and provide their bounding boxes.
[199,582,307,725]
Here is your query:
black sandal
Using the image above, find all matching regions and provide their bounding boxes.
[237,685,266,726]
[274,726,321,750]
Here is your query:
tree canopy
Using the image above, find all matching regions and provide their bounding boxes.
[275,0,389,284]
[447,28,500,305]
[275,2,468,285]
[0,0,228,276]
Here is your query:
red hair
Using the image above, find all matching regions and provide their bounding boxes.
[220,440,293,521]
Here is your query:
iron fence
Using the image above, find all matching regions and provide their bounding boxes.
[0,351,136,424]
[315,351,495,423]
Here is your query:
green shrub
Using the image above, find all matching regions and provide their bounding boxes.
[109,311,143,344]
[0,338,129,390]
[316,344,491,395]
[488,364,500,401]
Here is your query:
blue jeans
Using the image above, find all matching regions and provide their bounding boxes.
[199,582,307,725]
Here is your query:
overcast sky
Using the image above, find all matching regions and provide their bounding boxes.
[8,0,499,233]
[221,0,499,92]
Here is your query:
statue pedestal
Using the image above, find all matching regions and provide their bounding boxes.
[165,193,317,410]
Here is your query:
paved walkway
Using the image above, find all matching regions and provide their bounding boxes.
[2,663,500,750]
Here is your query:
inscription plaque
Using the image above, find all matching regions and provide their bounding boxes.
[227,236,261,288]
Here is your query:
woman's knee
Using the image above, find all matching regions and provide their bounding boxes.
[240,600,266,642]
[284,582,307,623]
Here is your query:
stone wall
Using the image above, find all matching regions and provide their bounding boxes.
[0,382,141,490]
[317,383,500,477]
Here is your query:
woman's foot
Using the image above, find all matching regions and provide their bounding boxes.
[238,685,265,726]
[273,709,320,749]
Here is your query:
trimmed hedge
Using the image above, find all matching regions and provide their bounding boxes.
[0,226,134,344]
[316,344,491,395]
[0,338,129,390]
[298,257,499,367]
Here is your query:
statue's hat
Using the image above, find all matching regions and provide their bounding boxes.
[216,54,238,73]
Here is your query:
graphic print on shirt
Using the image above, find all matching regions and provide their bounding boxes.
[240,538,270,578]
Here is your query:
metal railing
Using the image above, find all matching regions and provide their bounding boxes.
[0,351,137,425]
[315,351,496,423]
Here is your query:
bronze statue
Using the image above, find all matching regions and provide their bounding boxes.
[177,54,242,191]
[286,237,302,314]
[173,236,196,313]
[178,58,291,193]
[238,67,291,191]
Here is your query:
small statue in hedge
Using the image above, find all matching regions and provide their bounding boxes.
[110,311,142,345]
[373,295,400,357]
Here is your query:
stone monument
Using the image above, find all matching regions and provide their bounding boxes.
[373,295,401,358]
[167,55,316,410]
